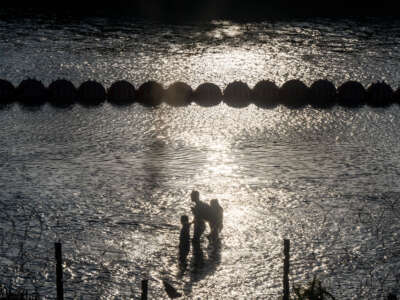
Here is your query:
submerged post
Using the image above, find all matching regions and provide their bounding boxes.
[283,239,290,300]
[141,279,148,300]
[55,242,64,300]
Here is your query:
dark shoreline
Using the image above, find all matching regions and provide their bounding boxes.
[1,1,400,21]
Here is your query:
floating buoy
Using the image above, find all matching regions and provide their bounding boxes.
[77,80,106,106]
[223,81,251,108]
[48,79,77,108]
[366,81,394,108]
[17,78,47,106]
[309,79,336,109]
[279,79,309,109]
[107,80,135,106]
[192,83,222,107]
[251,80,279,108]
[337,81,366,108]
[2,78,399,110]
[394,87,400,105]
[165,82,192,107]
[0,79,15,105]
[136,81,164,107]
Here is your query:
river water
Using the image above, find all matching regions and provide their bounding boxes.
[1,15,400,299]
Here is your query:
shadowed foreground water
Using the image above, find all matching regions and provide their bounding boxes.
[1,16,400,299]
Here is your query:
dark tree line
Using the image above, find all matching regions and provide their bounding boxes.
[0,0,399,20]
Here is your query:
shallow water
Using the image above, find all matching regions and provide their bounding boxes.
[1,16,400,299]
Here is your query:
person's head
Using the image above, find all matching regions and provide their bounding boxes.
[191,190,199,203]
[210,199,219,207]
[181,215,189,225]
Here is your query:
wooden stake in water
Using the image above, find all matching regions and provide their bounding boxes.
[141,279,148,300]
[55,242,64,300]
[283,239,290,300]
[388,293,398,300]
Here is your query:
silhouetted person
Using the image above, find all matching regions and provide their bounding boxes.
[191,190,214,236]
[179,215,190,262]
[191,190,211,241]
[190,190,213,221]
[192,208,206,242]
[191,191,224,239]
[208,199,223,240]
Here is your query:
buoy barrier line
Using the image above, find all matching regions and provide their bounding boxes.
[0,78,399,109]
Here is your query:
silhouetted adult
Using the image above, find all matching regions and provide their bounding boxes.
[190,190,212,221]
[191,190,210,241]
[190,191,223,239]
[192,212,205,242]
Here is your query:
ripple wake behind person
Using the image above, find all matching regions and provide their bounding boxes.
[190,190,223,240]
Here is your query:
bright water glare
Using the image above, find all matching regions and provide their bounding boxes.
[1,16,400,299]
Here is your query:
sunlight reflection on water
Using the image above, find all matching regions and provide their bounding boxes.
[1,17,400,299]
[0,103,400,299]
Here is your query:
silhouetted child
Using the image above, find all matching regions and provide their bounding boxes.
[179,215,190,261]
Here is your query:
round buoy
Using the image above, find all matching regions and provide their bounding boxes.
[223,81,251,108]
[136,81,164,107]
[366,81,394,108]
[48,79,77,108]
[192,83,222,107]
[17,78,47,106]
[337,81,366,108]
[165,82,192,107]
[0,79,15,105]
[251,80,279,108]
[394,87,400,105]
[107,80,135,106]
[77,80,106,106]
[309,79,336,109]
[279,79,309,109]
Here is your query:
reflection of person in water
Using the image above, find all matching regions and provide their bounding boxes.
[191,238,204,269]
[186,228,221,291]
